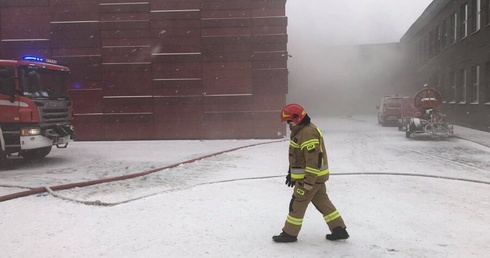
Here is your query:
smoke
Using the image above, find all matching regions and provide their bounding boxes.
[285,0,432,117]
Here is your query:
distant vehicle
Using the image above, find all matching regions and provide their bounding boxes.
[0,56,75,166]
[377,96,405,126]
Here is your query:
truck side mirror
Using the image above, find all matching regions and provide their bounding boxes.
[6,78,16,103]
[9,93,15,103]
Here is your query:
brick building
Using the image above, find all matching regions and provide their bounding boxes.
[400,0,490,131]
[0,0,288,140]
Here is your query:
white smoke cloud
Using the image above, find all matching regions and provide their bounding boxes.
[286,0,433,116]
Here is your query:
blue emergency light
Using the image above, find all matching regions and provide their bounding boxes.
[23,56,45,62]
[22,55,58,64]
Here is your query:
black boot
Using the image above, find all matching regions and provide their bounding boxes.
[272,231,297,243]
[326,227,349,241]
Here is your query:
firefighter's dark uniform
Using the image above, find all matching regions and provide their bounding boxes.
[282,122,346,237]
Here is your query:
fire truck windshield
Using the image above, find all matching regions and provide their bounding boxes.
[18,66,69,99]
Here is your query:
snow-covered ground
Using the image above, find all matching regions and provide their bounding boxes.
[1,115,489,258]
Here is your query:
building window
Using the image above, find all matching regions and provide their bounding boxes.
[439,73,446,103]
[458,68,467,103]
[447,13,458,46]
[485,63,490,103]
[418,38,424,61]
[461,3,468,38]
[432,73,440,91]
[470,65,480,103]
[487,0,490,26]
[442,19,448,49]
[448,71,456,103]
[436,25,442,54]
[471,0,481,32]
[427,31,436,58]
[451,12,457,45]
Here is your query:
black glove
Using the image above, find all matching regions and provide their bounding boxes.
[285,169,295,187]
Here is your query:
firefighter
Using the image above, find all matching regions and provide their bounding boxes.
[272,104,349,243]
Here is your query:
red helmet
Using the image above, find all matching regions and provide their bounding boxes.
[280,104,307,123]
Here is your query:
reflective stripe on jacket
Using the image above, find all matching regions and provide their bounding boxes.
[288,123,329,185]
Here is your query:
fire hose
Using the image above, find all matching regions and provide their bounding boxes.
[0,139,286,203]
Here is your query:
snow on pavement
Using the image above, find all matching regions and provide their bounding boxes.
[1,115,489,258]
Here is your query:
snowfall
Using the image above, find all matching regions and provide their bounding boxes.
[0,115,489,258]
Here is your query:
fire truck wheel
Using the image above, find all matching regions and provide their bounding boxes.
[20,146,52,160]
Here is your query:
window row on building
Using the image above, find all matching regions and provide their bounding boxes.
[417,0,489,61]
[432,62,490,105]
[401,0,490,131]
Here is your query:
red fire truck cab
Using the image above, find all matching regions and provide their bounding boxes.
[0,56,75,164]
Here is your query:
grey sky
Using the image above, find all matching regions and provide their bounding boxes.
[286,0,433,46]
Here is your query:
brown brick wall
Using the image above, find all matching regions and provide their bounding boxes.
[0,0,288,140]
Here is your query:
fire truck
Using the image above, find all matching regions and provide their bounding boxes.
[0,56,75,165]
